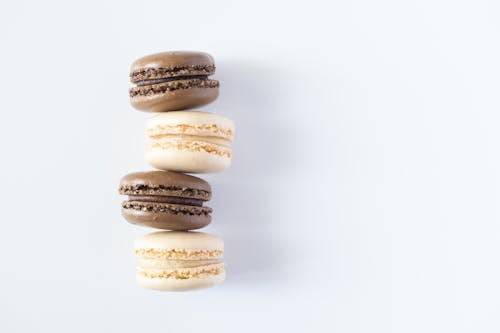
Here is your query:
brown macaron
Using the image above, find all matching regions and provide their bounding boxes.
[129,51,219,112]
[119,171,212,230]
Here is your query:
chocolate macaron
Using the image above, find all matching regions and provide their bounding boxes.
[129,51,219,112]
[119,171,212,230]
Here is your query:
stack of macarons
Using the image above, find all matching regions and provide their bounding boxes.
[119,51,234,291]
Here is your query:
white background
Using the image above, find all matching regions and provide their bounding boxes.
[1,0,499,332]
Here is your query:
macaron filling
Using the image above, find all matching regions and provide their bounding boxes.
[119,184,210,201]
[130,64,216,83]
[137,263,224,280]
[134,248,223,260]
[135,75,209,87]
[130,64,219,96]
[129,78,219,97]
[122,201,212,216]
[128,195,203,206]
[121,187,211,215]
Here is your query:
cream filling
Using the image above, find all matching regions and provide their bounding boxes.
[138,258,221,269]
[137,262,225,280]
[147,124,234,141]
[134,248,224,260]
[148,137,231,157]
[150,134,231,147]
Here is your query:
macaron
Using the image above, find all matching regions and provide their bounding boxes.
[129,51,219,112]
[146,111,235,173]
[119,171,212,230]
[134,231,225,291]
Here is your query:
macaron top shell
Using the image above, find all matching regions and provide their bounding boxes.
[130,51,215,83]
[119,171,211,200]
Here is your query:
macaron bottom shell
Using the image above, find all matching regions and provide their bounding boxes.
[130,86,219,112]
[136,266,225,291]
[121,205,211,231]
[146,148,231,173]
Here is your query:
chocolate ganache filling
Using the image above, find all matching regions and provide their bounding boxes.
[135,75,209,86]
[128,195,204,207]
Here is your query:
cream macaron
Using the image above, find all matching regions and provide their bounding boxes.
[134,231,225,291]
[145,111,235,173]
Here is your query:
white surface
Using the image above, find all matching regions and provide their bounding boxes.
[1,0,499,332]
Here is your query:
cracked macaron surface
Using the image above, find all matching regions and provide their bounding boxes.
[129,51,219,112]
[146,111,235,173]
[119,171,212,230]
[134,231,225,291]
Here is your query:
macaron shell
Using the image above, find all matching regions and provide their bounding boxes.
[131,85,219,112]
[134,231,224,252]
[122,206,211,230]
[131,51,215,74]
[119,170,211,198]
[136,269,225,291]
[146,147,231,173]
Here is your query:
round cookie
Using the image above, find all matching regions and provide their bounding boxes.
[134,231,225,291]
[119,171,212,230]
[146,111,235,173]
[129,51,219,112]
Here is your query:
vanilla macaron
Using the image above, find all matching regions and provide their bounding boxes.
[146,111,235,173]
[134,231,225,291]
